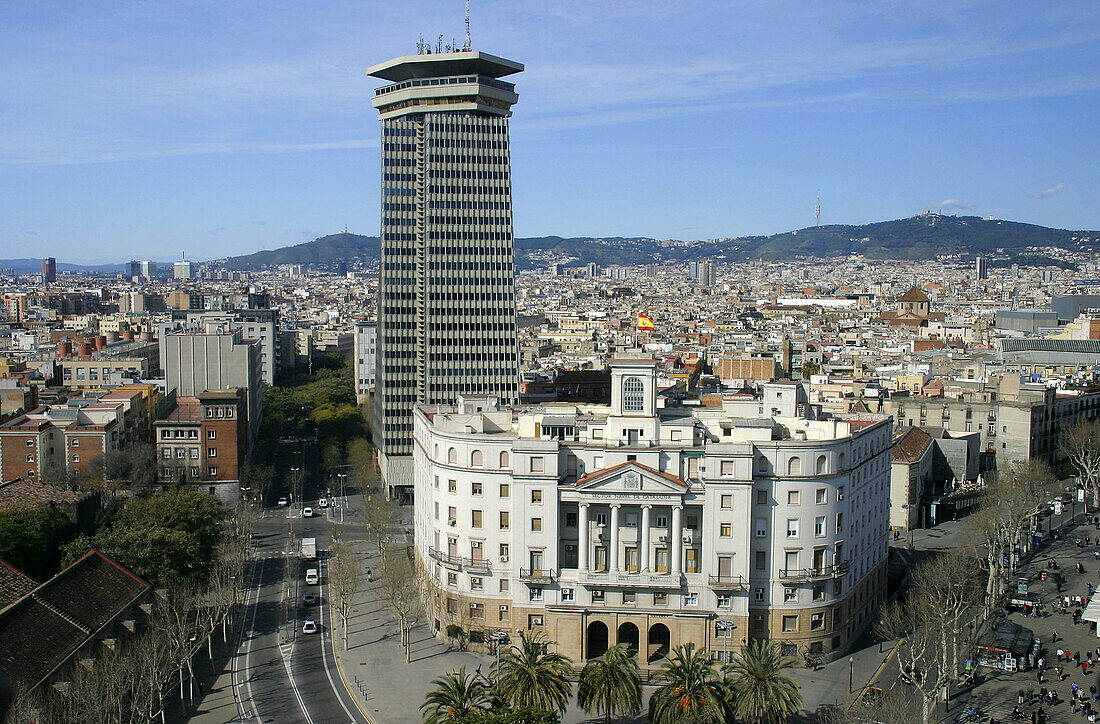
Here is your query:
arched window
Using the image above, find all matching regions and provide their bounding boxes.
[787,457,802,476]
[757,456,768,473]
[434,444,439,459]
[838,452,846,470]
[816,455,827,475]
[471,450,483,468]
[447,447,457,465]
[500,450,510,469]
[623,376,644,412]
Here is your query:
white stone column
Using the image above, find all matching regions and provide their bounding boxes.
[609,504,621,572]
[640,504,652,572]
[671,505,683,575]
[578,503,589,571]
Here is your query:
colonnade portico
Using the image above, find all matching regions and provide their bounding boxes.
[573,500,686,575]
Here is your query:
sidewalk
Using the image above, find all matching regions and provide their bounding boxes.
[330,534,899,723]
[947,511,1100,723]
[330,538,497,724]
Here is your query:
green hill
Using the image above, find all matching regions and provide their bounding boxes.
[212,215,1098,270]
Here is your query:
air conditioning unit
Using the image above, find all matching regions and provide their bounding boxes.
[448,520,456,526]
[658,535,668,543]
[499,556,509,563]
[683,533,694,544]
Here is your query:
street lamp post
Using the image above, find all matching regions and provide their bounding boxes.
[488,631,509,700]
[337,473,348,523]
[849,656,854,693]
[716,620,735,664]
[290,467,301,515]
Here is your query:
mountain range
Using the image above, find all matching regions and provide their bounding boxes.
[6,215,1096,274]
[210,215,1096,271]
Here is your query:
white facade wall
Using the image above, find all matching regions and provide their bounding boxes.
[413,360,892,662]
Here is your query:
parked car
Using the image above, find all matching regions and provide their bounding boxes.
[303,507,314,518]
[303,619,318,634]
[303,591,317,606]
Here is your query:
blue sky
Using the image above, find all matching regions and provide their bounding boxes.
[1,1,1098,263]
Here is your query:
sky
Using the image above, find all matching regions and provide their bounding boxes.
[1,1,1098,263]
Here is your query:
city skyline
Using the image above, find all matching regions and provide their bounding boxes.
[2,0,1098,262]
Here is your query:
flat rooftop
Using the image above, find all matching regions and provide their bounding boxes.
[367,50,523,82]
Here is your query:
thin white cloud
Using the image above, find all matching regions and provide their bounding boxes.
[1030,182,1067,199]
[938,199,970,210]
[1,1,1099,164]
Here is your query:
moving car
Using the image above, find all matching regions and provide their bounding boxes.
[277,497,288,506]
[303,591,317,606]
[305,568,319,585]
[318,497,329,508]
[303,507,314,518]
[302,619,318,634]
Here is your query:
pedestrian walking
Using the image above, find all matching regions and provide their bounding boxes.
[1053,628,1059,642]
[1091,683,1097,700]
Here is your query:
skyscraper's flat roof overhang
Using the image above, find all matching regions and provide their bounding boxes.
[367,50,523,82]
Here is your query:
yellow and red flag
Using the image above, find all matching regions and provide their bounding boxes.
[637,313,655,331]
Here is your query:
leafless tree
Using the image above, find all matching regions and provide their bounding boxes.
[967,459,1059,605]
[1063,419,1100,506]
[360,489,398,559]
[876,552,984,724]
[328,541,364,650]
[844,685,922,724]
[240,464,274,507]
[347,438,376,495]
[159,585,202,712]
[379,548,423,663]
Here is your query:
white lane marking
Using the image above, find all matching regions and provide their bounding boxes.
[279,550,315,724]
[318,556,359,722]
[279,640,314,724]
[242,556,267,724]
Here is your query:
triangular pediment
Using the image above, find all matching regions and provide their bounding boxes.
[574,462,686,495]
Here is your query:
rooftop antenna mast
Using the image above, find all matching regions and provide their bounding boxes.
[815,193,821,227]
[463,0,471,51]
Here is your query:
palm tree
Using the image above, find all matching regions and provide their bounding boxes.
[497,631,574,714]
[420,667,492,724]
[577,644,643,723]
[648,643,728,724]
[725,639,803,724]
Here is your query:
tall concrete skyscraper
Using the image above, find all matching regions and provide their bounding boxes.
[368,50,522,492]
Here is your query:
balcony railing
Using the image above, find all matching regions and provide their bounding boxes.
[708,574,747,589]
[466,557,493,573]
[519,568,554,581]
[577,570,683,588]
[428,547,492,572]
[778,563,849,582]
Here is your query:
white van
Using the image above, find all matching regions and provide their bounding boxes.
[305,568,319,585]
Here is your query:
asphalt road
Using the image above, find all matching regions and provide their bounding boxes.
[229,481,366,724]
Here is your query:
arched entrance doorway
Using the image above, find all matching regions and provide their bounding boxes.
[647,623,670,663]
[587,620,609,659]
[617,622,639,657]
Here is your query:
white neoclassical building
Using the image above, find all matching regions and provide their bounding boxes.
[412,357,893,666]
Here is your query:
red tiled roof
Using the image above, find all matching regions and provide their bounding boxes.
[0,561,37,612]
[0,551,150,688]
[892,425,934,463]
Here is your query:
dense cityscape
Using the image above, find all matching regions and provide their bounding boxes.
[2,4,1100,724]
